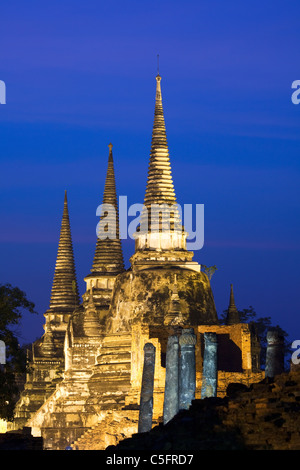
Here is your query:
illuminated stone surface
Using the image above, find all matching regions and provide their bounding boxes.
[10,75,266,450]
[48,190,80,313]
[11,191,80,430]
[138,343,156,433]
[179,328,196,409]
[201,332,218,398]
[130,74,196,268]
[163,335,179,424]
[89,143,125,278]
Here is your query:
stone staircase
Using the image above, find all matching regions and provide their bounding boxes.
[71,410,140,450]
[71,409,161,450]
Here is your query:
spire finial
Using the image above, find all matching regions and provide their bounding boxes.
[226,283,240,325]
[108,143,113,162]
[156,55,161,84]
[229,283,235,307]
[133,63,184,251]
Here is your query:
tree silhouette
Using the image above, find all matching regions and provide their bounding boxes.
[202,265,218,281]
[0,283,37,420]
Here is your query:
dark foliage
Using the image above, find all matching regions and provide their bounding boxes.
[0,283,37,420]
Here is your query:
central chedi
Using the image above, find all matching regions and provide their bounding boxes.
[109,74,217,334]
[16,73,263,451]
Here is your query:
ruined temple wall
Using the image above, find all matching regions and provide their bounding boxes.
[125,324,166,420]
[24,318,264,449]
[126,322,264,421]
[196,323,253,371]
[195,324,264,397]
[10,356,65,432]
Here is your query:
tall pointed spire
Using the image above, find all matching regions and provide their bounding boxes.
[143,73,179,211]
[132,73,191,266]
[48,191,80,312]
[90,144,125,274]
[139,73,182,233]
[226,284,240,325]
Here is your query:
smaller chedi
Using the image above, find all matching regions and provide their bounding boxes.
[10,73,266,450]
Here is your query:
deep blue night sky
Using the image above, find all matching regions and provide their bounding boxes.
[0,0,300,347]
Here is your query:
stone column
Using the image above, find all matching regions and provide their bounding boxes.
[163,335,179,424]
[201,332,218,398]
[265,329,284,378]
[0,340,5,366]
[138,342,156,433]
[179,328,197,410]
